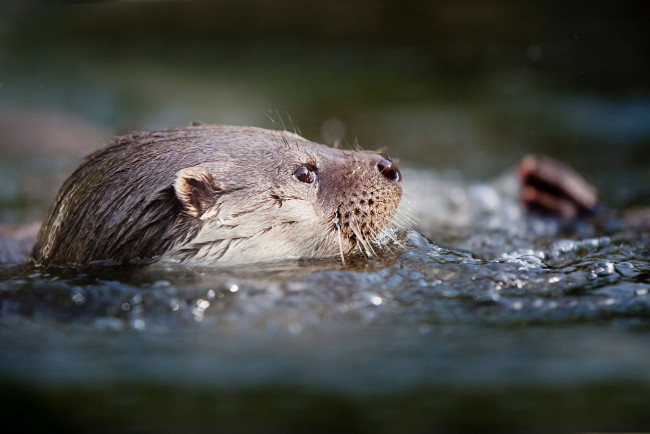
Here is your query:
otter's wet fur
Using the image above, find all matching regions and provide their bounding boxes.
[31,125,402,267]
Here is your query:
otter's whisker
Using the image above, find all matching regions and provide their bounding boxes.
[368,221,403,253]
[371,222,400,246]
[334,219,346,265]
[391,208,417,231]
[385,217,411,234]
[352,137,362,152]
[277,110,287,131]
[384,228,406,250]
[285,112,301,136]
[353,221,376,257]
[362,228,377,257]
[279,131,293,151]
[350,224,367,257]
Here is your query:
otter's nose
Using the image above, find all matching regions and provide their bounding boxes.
[376,157,401,183]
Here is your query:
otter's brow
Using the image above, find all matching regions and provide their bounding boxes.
[301,152,319,170]
[278,131,296,151]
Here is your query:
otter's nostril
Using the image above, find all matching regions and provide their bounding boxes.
[376,158,400,183]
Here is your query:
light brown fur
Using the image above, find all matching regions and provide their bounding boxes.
[31,125,402,266]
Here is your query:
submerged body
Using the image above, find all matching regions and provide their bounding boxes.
[31,125,403,267]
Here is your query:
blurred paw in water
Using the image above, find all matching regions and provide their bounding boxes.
[518,154,602,219]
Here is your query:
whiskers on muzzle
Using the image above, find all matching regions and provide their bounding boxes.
[331,206,414,265]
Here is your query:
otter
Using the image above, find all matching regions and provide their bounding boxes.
[518,154,601,219]
[30,125,403,267]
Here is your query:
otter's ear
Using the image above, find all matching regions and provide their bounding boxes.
[173,167,216,218]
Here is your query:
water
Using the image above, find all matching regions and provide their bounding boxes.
[1,168,650,432]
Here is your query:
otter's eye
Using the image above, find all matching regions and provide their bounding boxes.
[293,165,317,184]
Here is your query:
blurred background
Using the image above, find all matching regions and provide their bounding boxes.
[1,0,649,220]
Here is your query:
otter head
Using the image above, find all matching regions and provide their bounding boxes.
[31,125,402,266]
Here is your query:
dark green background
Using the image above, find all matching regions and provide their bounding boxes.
[2,1,649,198]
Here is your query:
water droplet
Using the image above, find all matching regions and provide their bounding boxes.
[131,319,145,330]
[71,291,85,305]
[591,262,615,277]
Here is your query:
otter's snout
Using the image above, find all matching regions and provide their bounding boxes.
[376,157,401,183]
